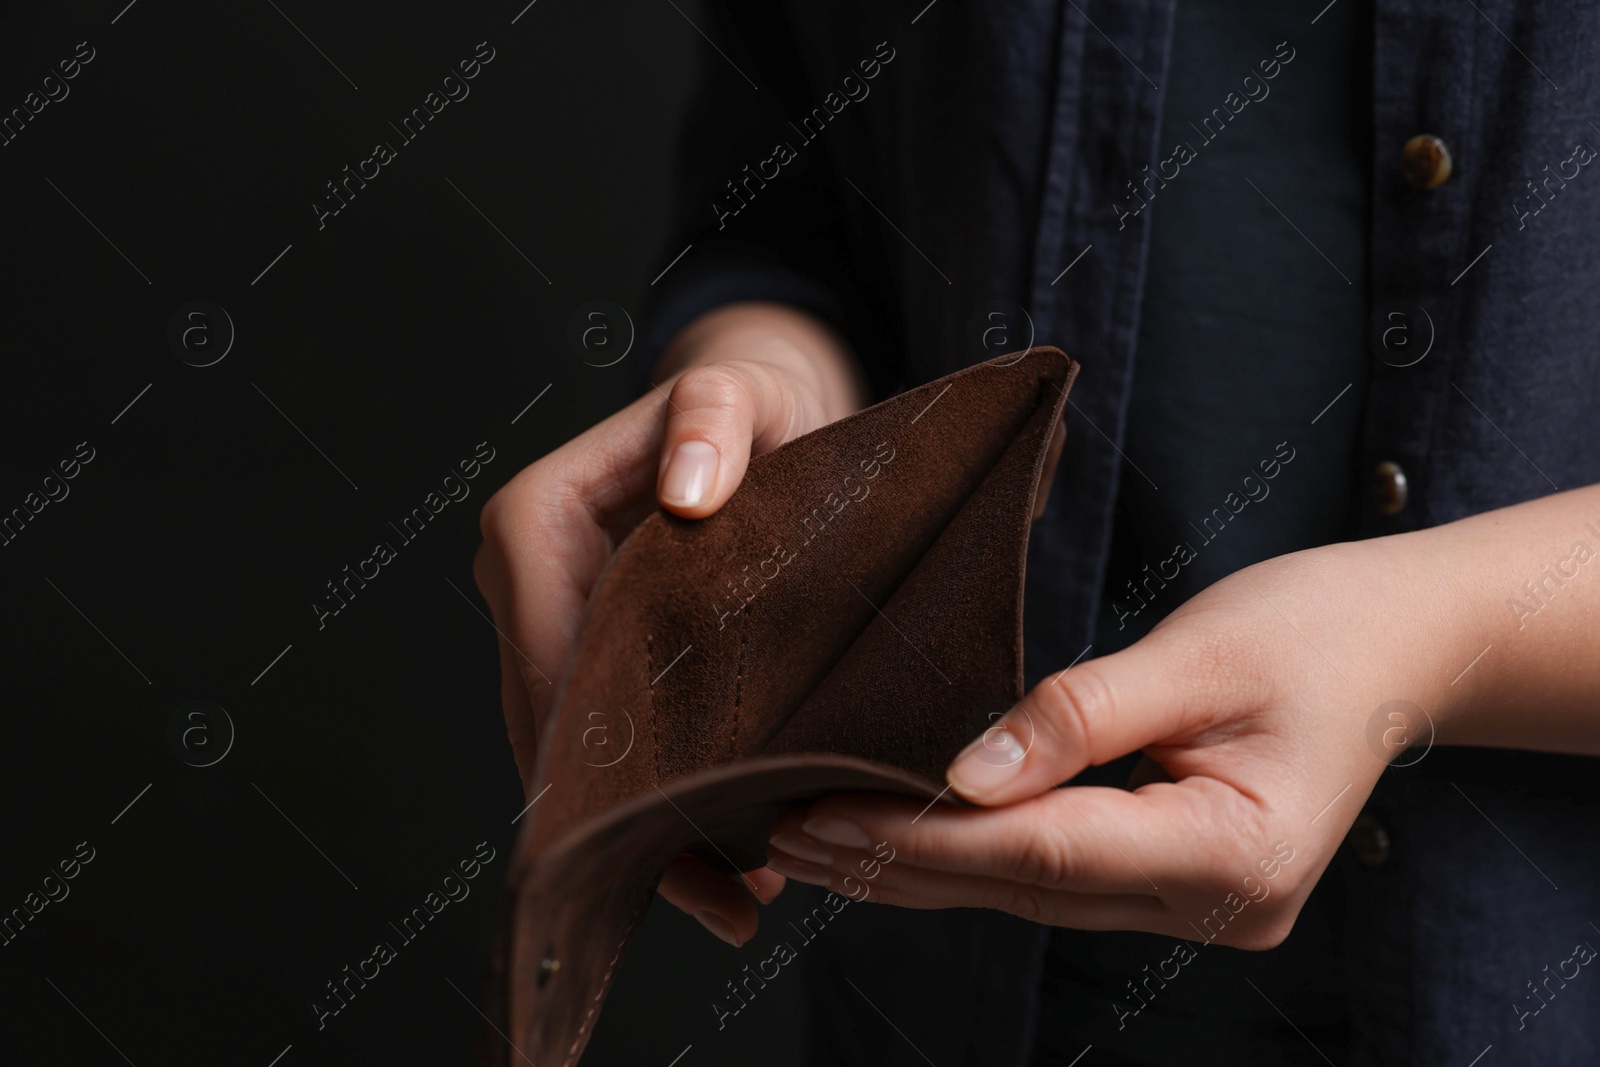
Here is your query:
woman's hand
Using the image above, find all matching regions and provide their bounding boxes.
[475,301,864,946]
[766,491,1600,946]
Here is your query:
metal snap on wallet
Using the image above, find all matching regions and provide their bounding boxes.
[482,347,1078,1065]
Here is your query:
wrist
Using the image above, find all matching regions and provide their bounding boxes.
[1368,522,1493,738]
[1392,513,1538,748]
[1295,528,1488,746]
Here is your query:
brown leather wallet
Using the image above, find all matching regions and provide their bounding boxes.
[483,347,1078,1065]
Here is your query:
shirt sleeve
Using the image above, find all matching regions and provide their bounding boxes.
[641,5,904,401]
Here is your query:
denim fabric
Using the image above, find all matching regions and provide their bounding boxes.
[645,3,1600,1063]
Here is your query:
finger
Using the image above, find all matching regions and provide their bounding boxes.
[472,542,544,791]
[764,841,1165,930]
[495,632,541,793]
[654,362,811,518]
[474,395,666,754]
[945,632,1239,805]
[744,866,786,905]
[779,780,1247,896]
[657,854,782,947]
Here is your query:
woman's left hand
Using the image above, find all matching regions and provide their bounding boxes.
[765,529,1505,947]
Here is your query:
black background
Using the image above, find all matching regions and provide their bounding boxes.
[0,1,812,1063]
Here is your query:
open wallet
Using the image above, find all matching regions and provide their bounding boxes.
[482,346,1079,1066]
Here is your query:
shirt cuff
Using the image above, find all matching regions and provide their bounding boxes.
[640,244,847,390]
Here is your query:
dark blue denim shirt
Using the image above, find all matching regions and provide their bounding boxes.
[646,3,1600,1064]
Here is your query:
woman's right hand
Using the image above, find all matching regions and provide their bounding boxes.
[474,301,865,946]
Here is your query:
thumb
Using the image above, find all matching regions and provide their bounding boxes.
[946,636,1216,805]
[654,361,808,518]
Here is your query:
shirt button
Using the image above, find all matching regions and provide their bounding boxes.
[1373,460,1408,516]
[1402,134,1452,189]
[1349,813,1391,867]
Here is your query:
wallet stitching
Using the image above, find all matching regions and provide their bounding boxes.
[647,634,659,780]
[563,894,651,1067]
[730,613,748,757]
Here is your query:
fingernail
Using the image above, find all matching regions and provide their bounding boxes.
[948,722,1028,798]
[765,849,832,887]
[694,910,742,947]
[661,440,719,507]
[770,829,832,865]
[748,877,782,905]
[800,814,871,849]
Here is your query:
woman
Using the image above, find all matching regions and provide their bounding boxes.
[477,1,1600,1062]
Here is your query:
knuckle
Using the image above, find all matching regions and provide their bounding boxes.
[471,539,495,597]
[478,465,543,541]
[995,880,1049,924]
[858,884,934,912]
[734,359,806,440]
[1270,872,1314,914]
[478,483,508,541]
[1008,824,1075,888]
[1043,663,1118,761]
[671,364,752,418]
[1235,907,1298,951]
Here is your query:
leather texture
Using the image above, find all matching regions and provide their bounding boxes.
[484,347,1078,1066]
